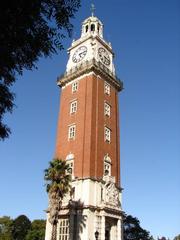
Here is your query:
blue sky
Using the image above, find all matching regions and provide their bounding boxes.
[0,0,180,239]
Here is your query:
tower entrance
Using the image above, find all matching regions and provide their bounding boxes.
[105,217,118,240]
[105,227,110,240]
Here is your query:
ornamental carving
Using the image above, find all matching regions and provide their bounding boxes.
[105,182,120,207]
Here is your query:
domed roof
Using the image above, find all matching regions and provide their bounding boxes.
[82,16,103,26]
[81,15,103,38]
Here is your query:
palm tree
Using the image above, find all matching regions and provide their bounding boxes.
[44,158,71,240]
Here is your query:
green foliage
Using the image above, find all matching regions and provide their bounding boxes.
[25,220,46,240]
[31,220,46,230]
[0,216,13,240]
[0,0,81,140]
[44,158,72,198]
[0,84,15,140]
[11,215,31,240]
[123,214,154,240]
[44,158,72,239]
[0,216,46,240]
[174,235,180,240]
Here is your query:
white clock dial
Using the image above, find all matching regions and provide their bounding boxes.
[98,47,110,66]
[72,46,87,63]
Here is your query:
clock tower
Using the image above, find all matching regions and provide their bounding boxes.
[45,12,123,240]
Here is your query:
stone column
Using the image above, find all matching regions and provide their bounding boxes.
[117,219,122,240]
[45,214,52,240]
[69,212,74,240]
[101,215,105,240]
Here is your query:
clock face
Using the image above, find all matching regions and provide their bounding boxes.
[98,47,110,66]
[72,46,87,63]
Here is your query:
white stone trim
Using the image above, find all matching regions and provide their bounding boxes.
[68,124,76,140]
[72,80,78,93]
[62,71,96,89]
[104,126,111,143]
[70,100,77,114]
[104,81,111,95]
[104,102,111,117]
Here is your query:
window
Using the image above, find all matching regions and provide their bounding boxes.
[66,154,74,177]
[67,161,73,174]
[59,218,69,240]
[104,127,111,142]
[70,100,77,114]
[91,24,95,31]
[97,24,100,33]
[104,162,111,176]
[104,154,111,176]
[85,25,88,32]
[72,81,78,92]
[66,160,73,176]
[104,82,110,95]
[104,102,111,117]
[68,125,76,140]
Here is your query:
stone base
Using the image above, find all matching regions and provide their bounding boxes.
[45,178,123,240]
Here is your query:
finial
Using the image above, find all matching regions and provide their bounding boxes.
[91,3,95,17]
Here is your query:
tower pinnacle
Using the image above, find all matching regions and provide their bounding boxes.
[91,3,95,16]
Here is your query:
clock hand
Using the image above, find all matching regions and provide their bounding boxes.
[104,56,110,63]
[79,51,87,57]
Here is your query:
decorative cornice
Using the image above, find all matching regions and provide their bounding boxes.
[72,176,123,192]
[59,203,123,217]
[57,58,123,92]
[68,34,113,54]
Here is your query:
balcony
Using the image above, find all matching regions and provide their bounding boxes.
[57,58,123,91]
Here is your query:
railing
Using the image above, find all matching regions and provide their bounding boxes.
[57,58,122,85]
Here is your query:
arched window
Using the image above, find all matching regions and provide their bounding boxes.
[67,162,73,174]
[85,25,88,32]
[104,154,111,176]
[104,163,110,176]
[66,153,74,177]
[97,24,100,33]
[91,24,95,32]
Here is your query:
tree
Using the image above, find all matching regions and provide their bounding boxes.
[11,215,31,240]
[123,214,154,240]
[174,235,180,240]
[25,220,46,240]
[44,158,72,240]
[0,0,81,140]
[0,216,13,240]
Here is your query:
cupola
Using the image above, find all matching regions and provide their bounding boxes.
[81,16,103,38]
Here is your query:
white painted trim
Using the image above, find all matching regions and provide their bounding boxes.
[68,124,76,140]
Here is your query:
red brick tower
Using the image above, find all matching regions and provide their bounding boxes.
[46,13,123,240]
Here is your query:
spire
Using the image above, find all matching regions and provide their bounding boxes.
[81,5,103,38]
[91,3,95,17]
